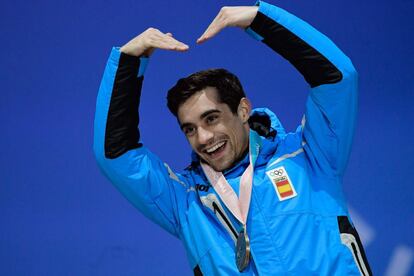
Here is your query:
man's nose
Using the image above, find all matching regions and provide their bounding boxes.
[197,127,214,145]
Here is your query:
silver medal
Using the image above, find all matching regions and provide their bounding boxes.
[236,229,250,272]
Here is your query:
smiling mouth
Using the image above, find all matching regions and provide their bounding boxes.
[203,141,227,158]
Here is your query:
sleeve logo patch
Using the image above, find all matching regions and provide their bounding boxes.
[266,166,297,201]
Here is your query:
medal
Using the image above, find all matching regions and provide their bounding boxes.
[201,130,262,272]
[236,228,250,272]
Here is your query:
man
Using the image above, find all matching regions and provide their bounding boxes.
[94,1,372,275]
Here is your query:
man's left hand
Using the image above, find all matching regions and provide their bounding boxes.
[197,6,259,44]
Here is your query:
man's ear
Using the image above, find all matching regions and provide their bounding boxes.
[237,97,252,123]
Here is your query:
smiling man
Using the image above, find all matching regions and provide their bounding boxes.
[173,84,251,172]
[94,1,371,275]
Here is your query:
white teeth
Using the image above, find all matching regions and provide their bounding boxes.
[206,141,225,153]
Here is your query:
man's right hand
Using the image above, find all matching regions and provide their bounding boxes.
[120,28,189,57]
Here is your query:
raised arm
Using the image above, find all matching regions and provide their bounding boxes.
[247,1,357,176]
[93,29,189,236]
[198,1,358,176]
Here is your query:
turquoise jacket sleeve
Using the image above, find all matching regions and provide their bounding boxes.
[93,47,187,237]
[246,1,358,176]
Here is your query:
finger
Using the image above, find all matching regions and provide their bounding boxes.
[149,29,189,51]
[197,13,226,44]
[157,32,187,46]
[152,34,189,51]
[159,41,189,51]
[161,34,189,50]
[151,29,177,43]
[197,20,220,43]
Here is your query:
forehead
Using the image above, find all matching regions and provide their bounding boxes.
[177,87,230,124]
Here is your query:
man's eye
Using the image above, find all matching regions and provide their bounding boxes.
[183,127,195,136]
[206,115,218,124]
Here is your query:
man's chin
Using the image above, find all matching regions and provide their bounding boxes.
[199,152,234,172]
[206,159,232,172]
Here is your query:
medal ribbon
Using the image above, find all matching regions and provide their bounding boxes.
[201,130,261,226]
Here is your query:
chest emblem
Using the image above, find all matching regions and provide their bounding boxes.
[266,166,297,201]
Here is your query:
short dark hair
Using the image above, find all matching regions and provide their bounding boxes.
[167,68,246,117]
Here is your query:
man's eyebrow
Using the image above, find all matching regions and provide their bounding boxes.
[200,109,221,120]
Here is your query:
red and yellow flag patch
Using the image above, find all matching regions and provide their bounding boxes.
[266,166,297,201]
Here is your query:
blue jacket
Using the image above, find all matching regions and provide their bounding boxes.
[94,1,371,275]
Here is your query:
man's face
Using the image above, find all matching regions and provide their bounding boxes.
[177,87,251,172]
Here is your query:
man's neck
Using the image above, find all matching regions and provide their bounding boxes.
[223,147,250,175]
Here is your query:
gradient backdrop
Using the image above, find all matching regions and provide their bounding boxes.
[1,0,413,275]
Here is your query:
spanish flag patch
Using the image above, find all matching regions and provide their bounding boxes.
[266,166,297,201]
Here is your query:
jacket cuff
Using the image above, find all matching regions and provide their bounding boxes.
[245,1,273,41]
[110,47,150,77]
